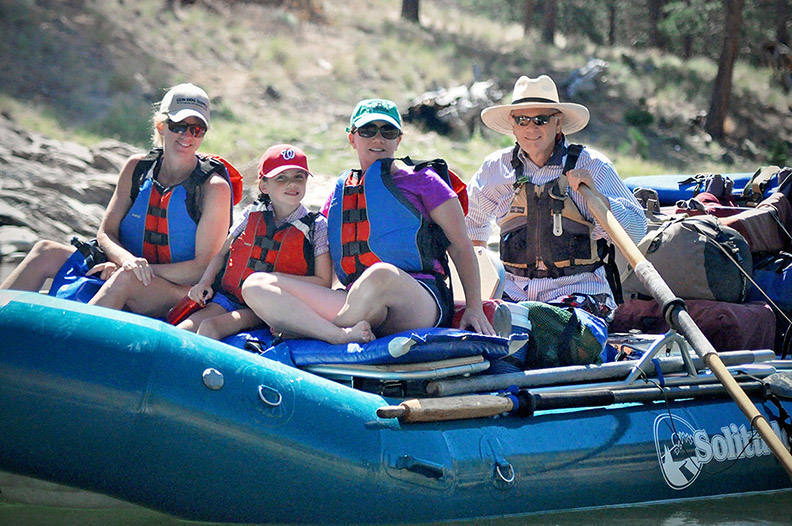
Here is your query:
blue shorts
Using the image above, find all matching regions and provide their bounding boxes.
[211,291,245,313]
[415,275,454,328]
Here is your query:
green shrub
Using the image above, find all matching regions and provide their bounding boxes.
[624,108,654,127]
[618,127,650,159]
[768,140,790,167]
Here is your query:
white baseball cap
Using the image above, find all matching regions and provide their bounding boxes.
[159,83,210,127]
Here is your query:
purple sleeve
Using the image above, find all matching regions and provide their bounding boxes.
[391,166,457,218]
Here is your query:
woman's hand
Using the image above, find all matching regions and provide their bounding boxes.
[85,261,118,281]
[120,257,153,286]
[187,281,213,306]
[458,303,495,336]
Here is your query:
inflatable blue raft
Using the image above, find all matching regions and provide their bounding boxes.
[0,291,790,523]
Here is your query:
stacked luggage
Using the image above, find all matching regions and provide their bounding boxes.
[612,167,792,356]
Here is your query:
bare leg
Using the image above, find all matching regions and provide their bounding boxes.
[195,307,262,340]
[241,273,374,344]
[334,263,439,335]
[177,303,226,332]
[0,240,74,292]
[89,267,188,317]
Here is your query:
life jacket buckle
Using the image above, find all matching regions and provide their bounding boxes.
[552,212,563,237]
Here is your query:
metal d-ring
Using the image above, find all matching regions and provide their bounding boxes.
[258,384,283,407]
[494,461,515,485]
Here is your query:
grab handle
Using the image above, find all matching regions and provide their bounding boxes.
[392,454,444,480]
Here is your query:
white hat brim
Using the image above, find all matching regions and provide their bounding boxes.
[168,109,210,127]
[480,101,590,135]
[352,113,402,130]
[261,165,313,179]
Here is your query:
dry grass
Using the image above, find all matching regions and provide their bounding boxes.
[0,0,788,197]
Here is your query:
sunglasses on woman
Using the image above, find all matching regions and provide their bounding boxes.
[354,123,401,140]
[167,120,207,138]
[512,113,560,127]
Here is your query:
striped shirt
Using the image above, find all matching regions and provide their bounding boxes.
[231,201,329,258]
[465,139,647,309]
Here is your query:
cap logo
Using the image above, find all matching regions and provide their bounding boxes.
[281,149,296,161]
[174,96,208,109]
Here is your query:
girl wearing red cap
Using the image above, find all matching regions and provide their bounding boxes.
[241,99,493,344]
[176,144,334,340]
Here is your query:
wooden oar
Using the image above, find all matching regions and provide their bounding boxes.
[577,182,792,480]
[378,379,769,421]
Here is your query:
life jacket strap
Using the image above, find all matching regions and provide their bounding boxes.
[342,209,368,223]
[253,235,280,252]
[146,205,167,218]
[248,259,275,273]
[144,231,169,246]
[343,240,370,257]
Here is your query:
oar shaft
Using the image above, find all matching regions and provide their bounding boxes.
[529,381,765,411]
[379,380,768,422]
[428,349,775,396]
[578,183,792,480]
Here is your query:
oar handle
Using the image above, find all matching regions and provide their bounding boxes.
[377,395,514,422]
[578,182,792,481]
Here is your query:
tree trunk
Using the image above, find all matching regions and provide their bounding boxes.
[522,0,535,37]
[648,0,667,49]
[705,0,745,139]
[608,1,617,46]
[681,0,693,59]
[401,0,420,23]
[682,34,693,59]
[777,0,790,45]
[542,0,557,44]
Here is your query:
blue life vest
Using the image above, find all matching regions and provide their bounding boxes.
[119,150,228,264]
[327,159,447,286]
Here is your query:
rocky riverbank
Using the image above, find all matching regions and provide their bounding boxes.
[0,114,140,264]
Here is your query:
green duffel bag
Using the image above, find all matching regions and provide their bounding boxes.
[620,214,752,302]
[506,301,607,369]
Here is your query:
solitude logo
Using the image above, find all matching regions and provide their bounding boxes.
[653,413,789,490]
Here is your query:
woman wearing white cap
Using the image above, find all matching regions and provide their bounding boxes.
[2,83,233,318]
[466,75,646,318]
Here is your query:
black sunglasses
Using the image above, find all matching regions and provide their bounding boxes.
[354,123,401,140]
[512,113,560,127]
[167,120,207,138]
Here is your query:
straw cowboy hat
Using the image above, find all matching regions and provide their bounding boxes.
[481,75,590,135]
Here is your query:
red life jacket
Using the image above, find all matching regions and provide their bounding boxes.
[220,205,317,303]
[338,169,384,280]
[143,183,176,264]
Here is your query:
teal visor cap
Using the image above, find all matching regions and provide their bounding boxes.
[348,98,402,131]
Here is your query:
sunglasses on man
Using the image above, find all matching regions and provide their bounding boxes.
[167,120,207,138]
[512,113,560,127]
[354,123,401,140]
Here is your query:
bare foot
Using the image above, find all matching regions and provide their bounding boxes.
[338,321,375,344]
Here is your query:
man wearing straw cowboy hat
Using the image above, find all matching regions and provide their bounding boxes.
[466,74,646,319]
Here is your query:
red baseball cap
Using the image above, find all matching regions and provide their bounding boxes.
[257,144,312,179]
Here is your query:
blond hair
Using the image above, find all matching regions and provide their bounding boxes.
[151,110,168,148]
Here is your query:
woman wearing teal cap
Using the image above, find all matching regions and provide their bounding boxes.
[242,98,494,344]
